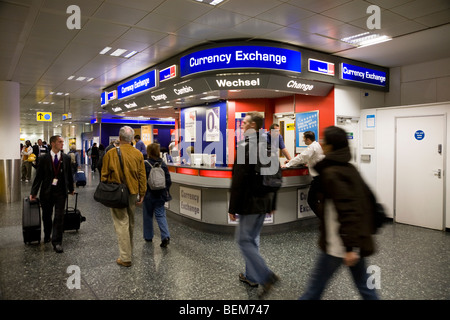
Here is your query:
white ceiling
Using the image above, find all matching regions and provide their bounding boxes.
[1,0,449,135]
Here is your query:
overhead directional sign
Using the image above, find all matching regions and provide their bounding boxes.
[37,112,52,122]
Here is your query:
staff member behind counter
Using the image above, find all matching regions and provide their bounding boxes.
[282,131,324,211]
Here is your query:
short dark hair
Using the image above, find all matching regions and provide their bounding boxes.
[323,126,348,151]
[49,135,61,145]
[134,135,140,140]
[246,112,264,130]
[303,131,315,142]
[269,123,279,131]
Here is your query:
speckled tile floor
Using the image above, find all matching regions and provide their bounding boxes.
[1,166,449,301]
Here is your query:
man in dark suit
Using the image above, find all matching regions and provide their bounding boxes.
[30,135,75,253]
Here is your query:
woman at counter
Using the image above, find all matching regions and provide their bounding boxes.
[143,143,172,247]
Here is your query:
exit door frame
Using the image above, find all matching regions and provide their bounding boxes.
[393,114,447,230]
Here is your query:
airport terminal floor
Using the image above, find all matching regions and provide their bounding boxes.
[0,166,449,301]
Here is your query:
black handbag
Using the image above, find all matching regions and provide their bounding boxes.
[94,147,130,209]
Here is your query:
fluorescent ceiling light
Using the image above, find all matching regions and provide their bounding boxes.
[100,47,112,54]
[193,0,225,5]
[87,77,94,82]
[358,35,392,48]
[110,48,127,57]
[341,33,392,48]
[76,76,86,81]
[124,51,138,58]
[158,106,171,109]
[67,76,75,80]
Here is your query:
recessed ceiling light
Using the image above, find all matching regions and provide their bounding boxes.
[194,0,226,6]
[124,51,138,58]
[158,106,171,109]
[110,48,127,57]
[341,32,392,48]
[67,76,75,80]
[76,76,86,81]
[99,47,112,54]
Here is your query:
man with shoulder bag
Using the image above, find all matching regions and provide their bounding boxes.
[100,126,147,267]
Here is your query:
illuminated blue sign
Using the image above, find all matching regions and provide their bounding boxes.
[180,46,301,77]
[341,63,387,87]
[101,91,107,106]
[117,70,157,99]
[308,58,335,76]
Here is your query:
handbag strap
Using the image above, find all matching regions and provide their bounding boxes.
[116,147,126,184]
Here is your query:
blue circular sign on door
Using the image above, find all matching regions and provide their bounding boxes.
[414,130,425,140]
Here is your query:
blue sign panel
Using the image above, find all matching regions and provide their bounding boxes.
[180,46,301,77]
[117,70,157,99]
[101,91,107,106]
[341,63,387,87]
[308,59,335,76]
[160,65,177,82]
[414,130,425,140]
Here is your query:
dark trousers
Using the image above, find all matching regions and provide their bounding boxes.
[307,176,320,213]
[41,191,66,245]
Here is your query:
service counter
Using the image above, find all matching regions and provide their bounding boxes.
[166,164,317,233]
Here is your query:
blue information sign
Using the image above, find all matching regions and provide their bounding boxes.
[414,130,425,140]
[341,63,387,87]
[117,70,157,99]
[180,46,301,77]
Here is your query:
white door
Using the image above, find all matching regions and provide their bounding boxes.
[395,115,445,230]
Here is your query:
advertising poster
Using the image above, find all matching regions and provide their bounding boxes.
[141,125,153,146]
[185,110,196,142]
[295,111,319,151]
[205,107,220,141]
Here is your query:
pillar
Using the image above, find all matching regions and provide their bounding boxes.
[0,81,21,203]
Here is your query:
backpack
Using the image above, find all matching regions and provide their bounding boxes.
[69,152,76,164]
[254,138,282,193]
[146,160,166,190]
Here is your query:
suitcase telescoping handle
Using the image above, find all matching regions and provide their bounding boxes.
[66,192,78,212]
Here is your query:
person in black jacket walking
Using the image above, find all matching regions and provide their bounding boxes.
[228,112,279,298]
[30,135,75,253]
[299,126,379,300]
[143,143,172,247]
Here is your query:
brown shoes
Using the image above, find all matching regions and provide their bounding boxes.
[116,258,132,267]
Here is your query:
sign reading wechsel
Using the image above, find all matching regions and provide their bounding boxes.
[117,70,157,99]
[341,63,387,87]
[180,46,301,77]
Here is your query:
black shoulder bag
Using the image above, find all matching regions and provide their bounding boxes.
[94,147,130,208]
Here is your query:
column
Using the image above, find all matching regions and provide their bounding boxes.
[0,81,21,203]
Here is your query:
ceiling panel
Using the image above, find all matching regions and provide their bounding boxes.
[0,0,447,136]
[93,2,149,25]
[256,3,315,25]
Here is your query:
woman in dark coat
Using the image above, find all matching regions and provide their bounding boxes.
[299,126,379,300]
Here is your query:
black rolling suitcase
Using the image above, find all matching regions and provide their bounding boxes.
[64,193,86,232]
[22,197,41,244]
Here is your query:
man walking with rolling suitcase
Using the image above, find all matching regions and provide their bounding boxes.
[30,135,75,253]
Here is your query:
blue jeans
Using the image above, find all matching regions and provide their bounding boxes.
[143,198,170,241]
[299,251,379,300]
[237,214,273,285]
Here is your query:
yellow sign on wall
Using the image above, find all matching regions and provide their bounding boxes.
[36,112,52,122]
[286,123,295,131]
